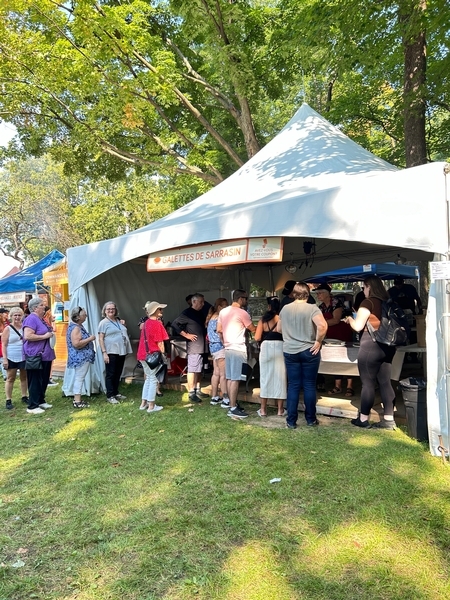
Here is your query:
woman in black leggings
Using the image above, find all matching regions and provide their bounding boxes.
[344,276,397,430]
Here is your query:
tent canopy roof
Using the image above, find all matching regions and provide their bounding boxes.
[67,104,448,293]
[0,250,65,294]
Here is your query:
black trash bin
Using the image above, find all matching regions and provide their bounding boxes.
[399,378,428,442]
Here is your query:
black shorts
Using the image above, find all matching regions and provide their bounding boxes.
[6,359,26,370]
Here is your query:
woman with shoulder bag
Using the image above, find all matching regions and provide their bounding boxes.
[1,306,28,410]
[97,301,132,404]
[136,301,169,413]
[22,297,56,414]
[344,276,397,430]
[66,307,96,408]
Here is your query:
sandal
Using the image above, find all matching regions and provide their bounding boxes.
[345,388,355,397]
[73,401,90,409]
[328,387,342,395]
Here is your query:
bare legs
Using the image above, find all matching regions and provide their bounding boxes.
[5,368,28,400]
[227,380,240,409]
[187,372,202,392]
[259,397,285,416]
[211,357,227,399]
[334,377,354,395]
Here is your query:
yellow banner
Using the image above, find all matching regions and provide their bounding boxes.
[43,266,68,286]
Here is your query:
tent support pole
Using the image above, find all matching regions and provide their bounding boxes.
[444,168,450,454]
[269,266,275,295]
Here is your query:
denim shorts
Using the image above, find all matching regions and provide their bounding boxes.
[225,348,247,381]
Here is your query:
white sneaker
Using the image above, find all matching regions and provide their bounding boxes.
[139,404,148,410]
[147,405,163,413]
[115,394,127,400]
[47,379,59,387]
[107,397,119,404]
[27,407,45,414]
[39,403,53,409]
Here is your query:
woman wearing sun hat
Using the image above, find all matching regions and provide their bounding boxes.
[136,301,169,413]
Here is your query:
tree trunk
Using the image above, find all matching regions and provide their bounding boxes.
[399,1,429,300]
[417,259,429,308]
[400,0,428,168]
[236,95,261,158]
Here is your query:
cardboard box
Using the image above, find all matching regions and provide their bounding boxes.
[415,312,426,347]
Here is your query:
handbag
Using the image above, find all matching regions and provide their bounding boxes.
[25,354,43,370]
[143,323,164,370]
[146,350,163,370]
[24,339,49,370]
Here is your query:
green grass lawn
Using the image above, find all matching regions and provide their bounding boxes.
[1,383,450,600]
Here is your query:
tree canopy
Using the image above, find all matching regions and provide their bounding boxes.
[0,155,81,267]
[0,0,285,185]
[0,0,449,264]
[0,153,187,266]
[1,1,447,183]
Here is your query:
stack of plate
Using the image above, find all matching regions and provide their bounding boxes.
[323,339,346,346]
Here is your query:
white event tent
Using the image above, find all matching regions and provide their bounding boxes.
[66,104,450,456]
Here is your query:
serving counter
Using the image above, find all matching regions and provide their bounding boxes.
[318,342,425,381]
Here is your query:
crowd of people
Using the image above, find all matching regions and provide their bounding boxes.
[1,274,423,429]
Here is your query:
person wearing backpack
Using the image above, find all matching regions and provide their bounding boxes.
[344,276,397,430]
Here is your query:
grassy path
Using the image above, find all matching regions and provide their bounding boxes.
[1,385,449,599]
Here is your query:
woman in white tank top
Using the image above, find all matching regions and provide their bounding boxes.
[1,306,28,410]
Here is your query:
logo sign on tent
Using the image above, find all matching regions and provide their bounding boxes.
[0,291,26,305]
[147,237,283,271]
[43,265,68,286]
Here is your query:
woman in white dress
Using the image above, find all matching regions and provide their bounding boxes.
[254,297,286,417]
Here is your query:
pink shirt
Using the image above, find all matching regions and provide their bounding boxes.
[217,305,252,351]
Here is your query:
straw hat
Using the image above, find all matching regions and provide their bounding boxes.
[144,301,167,315]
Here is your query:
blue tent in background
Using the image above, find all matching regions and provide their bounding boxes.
[0,250,65,294]
[306,262,419,285]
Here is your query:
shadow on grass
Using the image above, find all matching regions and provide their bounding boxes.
[1,385,450,600]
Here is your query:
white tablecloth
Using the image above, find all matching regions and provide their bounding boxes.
[319,343,412,381]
